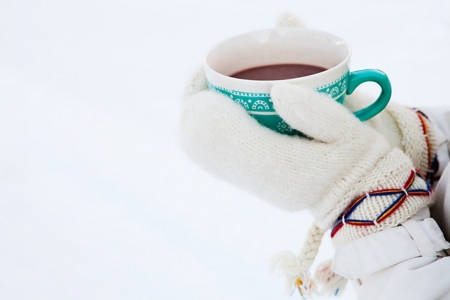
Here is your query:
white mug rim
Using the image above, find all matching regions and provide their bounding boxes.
[204,27,352,88]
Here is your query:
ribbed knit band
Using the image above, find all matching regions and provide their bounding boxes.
[386,104,438,182]
[344,97,439,184]
[329,149,432,247]
[313,148,430,231]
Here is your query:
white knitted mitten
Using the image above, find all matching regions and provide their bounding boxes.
[182,13,440,297]
[181,77,432,296]
[344,93,438,183]
[280,12,438,182]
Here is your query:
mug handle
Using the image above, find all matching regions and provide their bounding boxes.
[347,69,392,121]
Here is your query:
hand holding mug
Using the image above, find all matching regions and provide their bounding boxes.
[182,70,391,211]
[181,21,438,205]
[204,27,392,135]
[180,16,441,298]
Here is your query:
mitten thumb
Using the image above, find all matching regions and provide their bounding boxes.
[271,83,362,143]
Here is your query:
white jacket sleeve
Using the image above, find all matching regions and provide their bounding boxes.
[332,212,450,299]
[432,151,450,243]
[332,164,450,300]
[419,107,450,240]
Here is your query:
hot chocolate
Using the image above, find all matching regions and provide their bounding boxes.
[230,63,327,80]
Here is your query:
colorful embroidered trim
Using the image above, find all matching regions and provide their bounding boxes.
[412,108,439,184]
[331,169,431,238]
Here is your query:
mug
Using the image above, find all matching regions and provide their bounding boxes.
[204,28,392,135]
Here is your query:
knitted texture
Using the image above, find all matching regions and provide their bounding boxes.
[183,79,399,212]
[388,104,438,179]
[344,94,438,182]
[184,67,208,97]
[182,15,438,298]
[310,148,430,232]
[330,168,432,247]
[181,70,435,296]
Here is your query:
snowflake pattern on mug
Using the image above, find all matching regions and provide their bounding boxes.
[252,100,270,111]
[207,81,274,112]
[235,98,249,109]
[330,87,340,97]
[277,120,293,133]
[340,79,347,92]
[316,71,350,102]
[207,71,350,135]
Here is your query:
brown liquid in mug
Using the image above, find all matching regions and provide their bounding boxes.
[230,63,327,80]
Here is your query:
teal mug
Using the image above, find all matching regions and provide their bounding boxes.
[204,28,391,135]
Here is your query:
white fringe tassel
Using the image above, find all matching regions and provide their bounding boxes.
[314,260,348,297]
[270,251,316,298]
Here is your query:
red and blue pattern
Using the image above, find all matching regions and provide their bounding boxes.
[412,108,439,184]
[331,169,431,238]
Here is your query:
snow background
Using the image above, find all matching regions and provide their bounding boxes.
[1,0,449,299]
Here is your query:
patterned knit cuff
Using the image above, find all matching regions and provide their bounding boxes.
[331,169,432,247]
